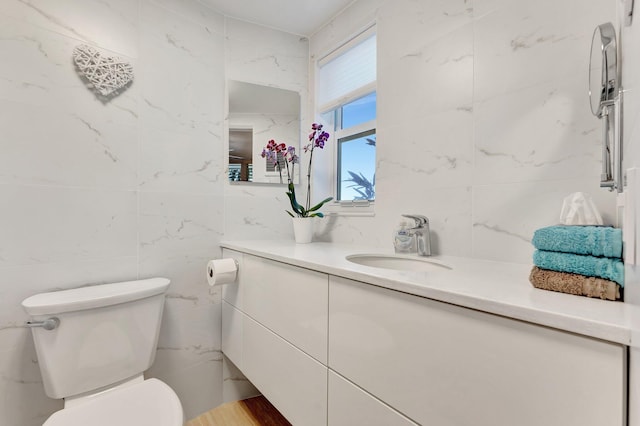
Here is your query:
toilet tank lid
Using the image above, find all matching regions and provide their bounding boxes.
[22,278,170,316]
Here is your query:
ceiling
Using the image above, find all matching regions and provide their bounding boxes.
[201,0,355,36]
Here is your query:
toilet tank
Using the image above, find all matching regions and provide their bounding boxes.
[22,278,170,399]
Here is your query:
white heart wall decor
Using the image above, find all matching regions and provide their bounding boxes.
[72,44,133,97]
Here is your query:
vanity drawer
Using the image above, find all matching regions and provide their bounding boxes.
[240,254,329,364]
[221,300,242,367]
[328,276,626,426]
[243,313,328,426]
[328,371,418,426]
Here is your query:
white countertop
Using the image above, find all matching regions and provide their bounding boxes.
[221,240,640,347]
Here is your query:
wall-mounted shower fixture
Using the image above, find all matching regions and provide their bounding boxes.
[589,22,623,193]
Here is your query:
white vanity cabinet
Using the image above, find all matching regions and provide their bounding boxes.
[328,371,419,425]
[221,248,627,426]
[329,276,626,426]
[221,249,329,426]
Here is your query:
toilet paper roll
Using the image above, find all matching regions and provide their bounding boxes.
[206,258,238,286]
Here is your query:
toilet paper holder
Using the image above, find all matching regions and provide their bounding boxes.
[207,258,240,287]
[208,259,239,278]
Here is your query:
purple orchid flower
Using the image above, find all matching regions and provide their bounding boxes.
[261,123,332,218]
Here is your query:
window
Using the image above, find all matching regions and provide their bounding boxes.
[228,163,253,182]
[265,152,285,173]
[317,26,376,208]
[324,93,377,201]
[228,164,242,181]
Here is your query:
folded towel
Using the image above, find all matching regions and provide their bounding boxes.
[529,266,621,301]
[532,226,622,258]
[533,250,624,286]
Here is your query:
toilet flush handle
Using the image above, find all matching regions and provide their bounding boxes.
[26,317,60,331]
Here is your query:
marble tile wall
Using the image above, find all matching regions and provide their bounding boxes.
[309,0,619,263]
[623,7,640,184]
[621,6,640,308]
[0,2,311,423]
[0,0,632,423]
[620,7,640,422]
[221,16,310,402]
[223,17,310,241]
[0,0,226,424]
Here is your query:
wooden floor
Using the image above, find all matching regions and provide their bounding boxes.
[186,396,291,426]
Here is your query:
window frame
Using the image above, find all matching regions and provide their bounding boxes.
[316,25,377,216]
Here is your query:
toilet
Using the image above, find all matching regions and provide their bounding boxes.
[21,278,184,426]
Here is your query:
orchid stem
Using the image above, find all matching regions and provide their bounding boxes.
[306,146,314,212]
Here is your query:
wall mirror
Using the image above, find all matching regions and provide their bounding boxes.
[228,80,300,184]
[589,22,618,117]
[588,22,622,192]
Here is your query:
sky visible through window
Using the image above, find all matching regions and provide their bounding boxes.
[338,92,376,201]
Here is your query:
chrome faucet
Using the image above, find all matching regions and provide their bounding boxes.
[402,214,431,256]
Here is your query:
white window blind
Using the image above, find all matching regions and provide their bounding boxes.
[317,27,376,113]
[228,164,241,181]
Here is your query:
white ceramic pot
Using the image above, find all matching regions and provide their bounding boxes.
[292,217,314,243]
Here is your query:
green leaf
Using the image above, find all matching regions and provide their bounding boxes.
[309,212,324,218]
[285,210,294,217]
[307,196,333,213]
[286,183,304,216]
[286,192,303,216]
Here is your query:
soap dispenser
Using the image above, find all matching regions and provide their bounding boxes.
[393,220,416,253]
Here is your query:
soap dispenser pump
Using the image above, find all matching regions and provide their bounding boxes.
[393,220,416,253]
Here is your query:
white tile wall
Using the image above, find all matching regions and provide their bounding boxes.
[0,0,139,57]
[223,17,310,243]
[0,0,313,422]
[225,18,309,90]
[623,5,640,171]
[473,77,603,185]
[620,6,640,425]
[0,0,227,423]
[309,0,618,263]
[0,0,633,423]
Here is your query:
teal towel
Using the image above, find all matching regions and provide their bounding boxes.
[533,250,624,286]
[532,226,622,258]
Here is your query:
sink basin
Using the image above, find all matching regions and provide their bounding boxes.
[346,254,451,272]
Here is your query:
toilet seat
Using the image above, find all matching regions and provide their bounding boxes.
[43,378,183,426]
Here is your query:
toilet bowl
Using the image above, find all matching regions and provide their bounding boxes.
[22,278,183,426]
[43,377,182,426]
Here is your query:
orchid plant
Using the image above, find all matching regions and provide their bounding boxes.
[261,123,333,218]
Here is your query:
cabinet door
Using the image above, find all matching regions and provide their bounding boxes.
[243,314,328,426]
[329,276,626,426]
[242,255,329,364]
[328,371,418,426]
